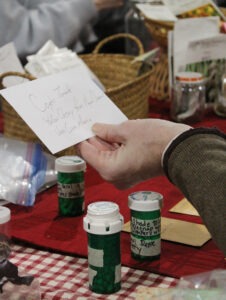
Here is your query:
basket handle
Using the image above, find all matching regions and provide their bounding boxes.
[92,33,144,55]
[0,71,35,89]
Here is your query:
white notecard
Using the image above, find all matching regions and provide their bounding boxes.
[0,67,127,154]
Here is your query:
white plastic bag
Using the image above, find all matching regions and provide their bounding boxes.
[0,136,56,206]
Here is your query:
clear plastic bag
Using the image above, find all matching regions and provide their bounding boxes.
[0,136,57,206]
[173,269,226,299]
[136,270,226,299]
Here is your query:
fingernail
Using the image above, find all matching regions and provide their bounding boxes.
[92,123,101,133]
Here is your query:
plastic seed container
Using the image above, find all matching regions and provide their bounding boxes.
[128,191,163,261]
[83,201,124,294]
[55,156,86,217]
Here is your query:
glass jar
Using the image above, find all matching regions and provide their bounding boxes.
[214,72,226,117]
[125,0,152,55]
[170,72,206,123]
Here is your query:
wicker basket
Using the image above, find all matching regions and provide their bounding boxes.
[0,33,153,156]
[80,33,153,119]
[144,18,174,49]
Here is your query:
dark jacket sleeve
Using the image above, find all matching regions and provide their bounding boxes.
[163,128,226,256]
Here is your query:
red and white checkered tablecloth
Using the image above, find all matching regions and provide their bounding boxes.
[9,244,178,300]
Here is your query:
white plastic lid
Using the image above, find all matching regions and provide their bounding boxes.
[55,156,86,173]
[176,72,204,83]
[0,206,11,224]
[128,191,163,211]
[83,201,124,234]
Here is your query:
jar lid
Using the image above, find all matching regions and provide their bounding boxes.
[0,206,11,224]
[83,201,124,234]
[128,191,163,211]
[55,156,86,173]
[176,72,204,83]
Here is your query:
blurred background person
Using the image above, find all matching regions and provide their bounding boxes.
[0,0,127,63]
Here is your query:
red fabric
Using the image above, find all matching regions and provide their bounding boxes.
[2,99,226,279]
[9,173,226,279]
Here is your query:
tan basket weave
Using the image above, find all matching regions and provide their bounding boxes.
[0,33,153,156]
[80,33,153,119]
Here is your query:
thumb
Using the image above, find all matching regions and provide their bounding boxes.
[92,123,124,144]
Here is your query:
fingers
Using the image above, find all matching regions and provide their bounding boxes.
[88,136,117,151]
[77,140,102,168]
[92,122,125,144]
[77,137,118,168]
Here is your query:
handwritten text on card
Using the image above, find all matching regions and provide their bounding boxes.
[0,68,127,154]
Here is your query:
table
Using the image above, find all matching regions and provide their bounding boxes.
[1,98,226,299]
[10,244,177,300]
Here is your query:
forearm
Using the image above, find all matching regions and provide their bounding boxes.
[163,128,226,256]
[0,0,97,59]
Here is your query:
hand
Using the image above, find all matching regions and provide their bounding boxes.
[77,119,191,189]
[93,0,124,11]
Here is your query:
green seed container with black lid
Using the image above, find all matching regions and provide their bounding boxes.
[55,155,86,217]
[83,201,124,294]
[128,191,163,261]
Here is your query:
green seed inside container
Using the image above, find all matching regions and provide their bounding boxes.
[88,233,121,294]
[83,201,124,294]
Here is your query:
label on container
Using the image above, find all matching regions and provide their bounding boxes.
[131,217,160,236]
[131,236,160,256]
[131,216,161,257]
[58,182,84,199]
[88,247,104,267]
[88,244,121,293]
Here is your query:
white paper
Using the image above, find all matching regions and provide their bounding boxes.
[0,43,27,87]
[136,4,177,21]
[173,17,219,75]
[0,67,127,154]
[163,0,222,17]
[25,40,105,91]
[185,34,226,65]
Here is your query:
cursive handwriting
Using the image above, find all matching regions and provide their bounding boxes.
[28,83,104,136]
